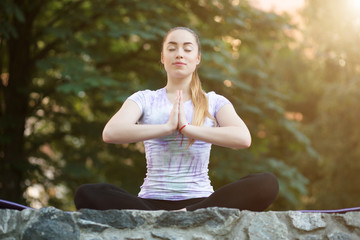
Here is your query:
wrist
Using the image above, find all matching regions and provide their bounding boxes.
[179,123,189,134]
[164,123,176,135]
[178,123,190,135]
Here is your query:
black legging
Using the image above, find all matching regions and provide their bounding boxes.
[74,172,279,212]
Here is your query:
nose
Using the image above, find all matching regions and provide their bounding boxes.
[176,48,184,59]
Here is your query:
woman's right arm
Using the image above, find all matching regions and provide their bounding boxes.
[102,99,177,144]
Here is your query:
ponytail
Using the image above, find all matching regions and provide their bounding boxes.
[188,69,216,146]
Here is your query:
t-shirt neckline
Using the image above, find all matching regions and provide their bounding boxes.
[162,87,192,105]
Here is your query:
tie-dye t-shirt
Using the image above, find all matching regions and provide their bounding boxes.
[128,87,231,200]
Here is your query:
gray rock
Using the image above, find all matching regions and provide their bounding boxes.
[327,232,352,240]
[191,234,212,240]
[289,211,326,231]
[155,207,240,229]
[0,209,18,235]
[22,207,80,240]
[151,231,182,240]
[77,218,109,232]
[301,235,323,240]
[248,211,288,240]
[343,212,360,228]
[124,237,146,240]
[78,208,145,229]
[1,207,360,240]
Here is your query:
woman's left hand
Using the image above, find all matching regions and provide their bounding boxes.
[177,90,189,129]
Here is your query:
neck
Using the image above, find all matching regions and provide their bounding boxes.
[165,74,192,95]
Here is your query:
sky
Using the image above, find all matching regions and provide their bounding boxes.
[249,0,305,14]
[249,0,305,25]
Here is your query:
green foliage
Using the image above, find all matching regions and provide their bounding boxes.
[1,0,317,210]
[0,0,25,39]
[273,0,360,210]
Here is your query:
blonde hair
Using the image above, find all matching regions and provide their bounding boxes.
[162,27,216,146]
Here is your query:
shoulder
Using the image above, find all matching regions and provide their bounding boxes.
[127,88,164,113]
[206,91,222,99]
[128,88,164,101]
[130,88,162,96]
[206,91,231,104]
[206,91,232,113]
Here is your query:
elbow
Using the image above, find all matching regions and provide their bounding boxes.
[243,132,252,148]
[102,129,111,143]
[234,132,252,149]
[244,129,252,148]
[235,138,251,149]
[102,126,129,144]
[243,136,252,149]
[102,127,116,144]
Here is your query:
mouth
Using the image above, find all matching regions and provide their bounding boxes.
[173,62,186,66]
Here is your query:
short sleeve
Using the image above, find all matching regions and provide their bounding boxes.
[206,92,232,119]
[214,94,232,115]
[127,90,150,116]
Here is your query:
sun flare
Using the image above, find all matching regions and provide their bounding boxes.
[348,0,360,12]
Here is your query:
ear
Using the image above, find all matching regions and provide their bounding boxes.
[196,53,201,65]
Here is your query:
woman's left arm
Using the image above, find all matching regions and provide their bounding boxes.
[181,103,251,149]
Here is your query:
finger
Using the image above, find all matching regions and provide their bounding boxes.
[178,91,188,127]
[179,90,182,102]
[174,91,180,123]
[173,93,179,115]
[178,90,183,109]
[178,90,182,116]
[179,92,183,109]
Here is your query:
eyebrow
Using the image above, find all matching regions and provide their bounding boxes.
[167,41,194,46]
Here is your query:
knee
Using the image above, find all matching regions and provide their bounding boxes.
[75,184,91,198]
[262,172,279,187]
[74,184,97,210]
[260,172,279,199]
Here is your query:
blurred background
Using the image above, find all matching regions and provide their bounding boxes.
[1,0,359,211]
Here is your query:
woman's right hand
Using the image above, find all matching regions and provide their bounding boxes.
[166,90,180,132]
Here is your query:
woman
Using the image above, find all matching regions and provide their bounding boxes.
[74,27,279,211]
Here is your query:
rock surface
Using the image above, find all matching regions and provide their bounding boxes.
[1,207,360,239]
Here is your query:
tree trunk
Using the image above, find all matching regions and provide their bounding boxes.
[0,5,33,204]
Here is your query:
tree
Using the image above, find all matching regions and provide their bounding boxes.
[1,0,313,210]
[300,0,360,209]
[274,0,360,209]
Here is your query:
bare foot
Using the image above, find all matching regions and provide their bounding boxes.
[172,208,187,212]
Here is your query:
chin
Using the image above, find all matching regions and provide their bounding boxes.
[171,71,193,80]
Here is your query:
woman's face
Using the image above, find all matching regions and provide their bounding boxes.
[161,29,201,80]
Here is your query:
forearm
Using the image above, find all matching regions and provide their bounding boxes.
[181,125,251,149]
[103,123,173,144]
